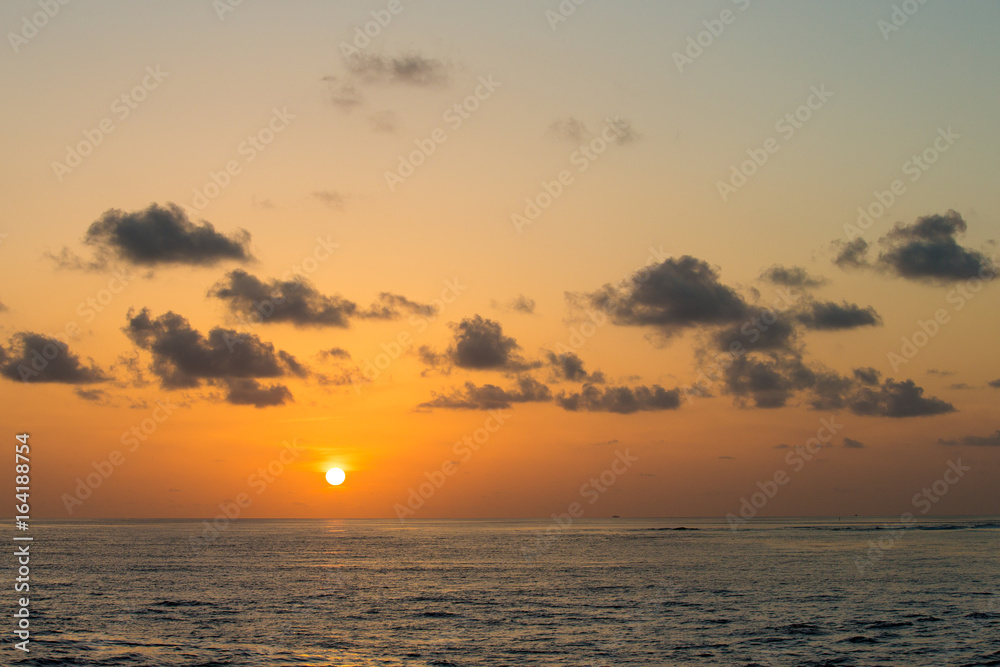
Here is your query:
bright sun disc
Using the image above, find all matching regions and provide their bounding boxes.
[325,468,346,486]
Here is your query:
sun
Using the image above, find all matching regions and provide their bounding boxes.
[325,467,346,486]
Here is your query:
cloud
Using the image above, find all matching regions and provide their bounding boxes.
[847,378,955,418]
[853,367,881,385]
[345,53,451,86]
[876,211,995,282]
[990,379,1000,388]
[323,76,364,109]
[546,351,605,383]
[795,301,881,330]
[0,299,7,312]
[209,270,434,327]
[74,387,108,402]
[77,203,252,267]
[835,211,996,283]
[123,309,304,394]
[557,384,681,414]
[320,347,351,360]
[843,437,866,449]
[760,265,826,288]
[712,310,798,352]
[419,377,551,410]
[492,294,536,314]
[926,369,954,377]
[723,353,816,408]
[223,378,292,408]
[0,333,106,384]
[939,430,1000,447]
[547,117,589,143]
[312,191,346,209]
[434,315,537,372]
[833,238,870,269]
[575,256,750,336]
[609,117,641,145]
[368,110,398,133]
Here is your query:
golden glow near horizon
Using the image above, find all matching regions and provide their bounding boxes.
[1,1,998,520]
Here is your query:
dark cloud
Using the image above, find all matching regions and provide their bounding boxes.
[833,238,870,269]
[209,270,434,327]
[437,315,537,372]
[990,379,1000,388]
[419,377,551,410]
[876,211,995,282]
[948,383,973,390]
[345,53,451,86]
[939,430,1000,447]
[0,333,106,384]
[760,265,826,288]
[723,353,816,409]
[320,347,351,360]
[843,437,865,449]
[848,379,955,418]
[557,384,681,414]
[712,310,797,352]
[223,378,292,408]
[123,309,304,392]
[576,256,750,335]
[546,351,605,383]
[80,203,252,267]
[795,301,881,330]
[926,369,954,377]
[853,367,881,385]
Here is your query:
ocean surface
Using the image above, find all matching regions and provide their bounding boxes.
[10,517,1000,666]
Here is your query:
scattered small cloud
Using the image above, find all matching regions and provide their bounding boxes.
[795,300,881,330]
[419,377,551,410]
[557,384,681,414]
[760,265,826,288]
[312,190,346,209]
[368,110,398,133]
[843,437,865,449]
[939,430,1000,447]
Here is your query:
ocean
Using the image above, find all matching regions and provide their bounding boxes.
[11,517,999,666]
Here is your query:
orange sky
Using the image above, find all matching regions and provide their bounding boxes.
[1,0,998,519]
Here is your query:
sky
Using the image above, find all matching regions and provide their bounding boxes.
[1,0,998,520]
